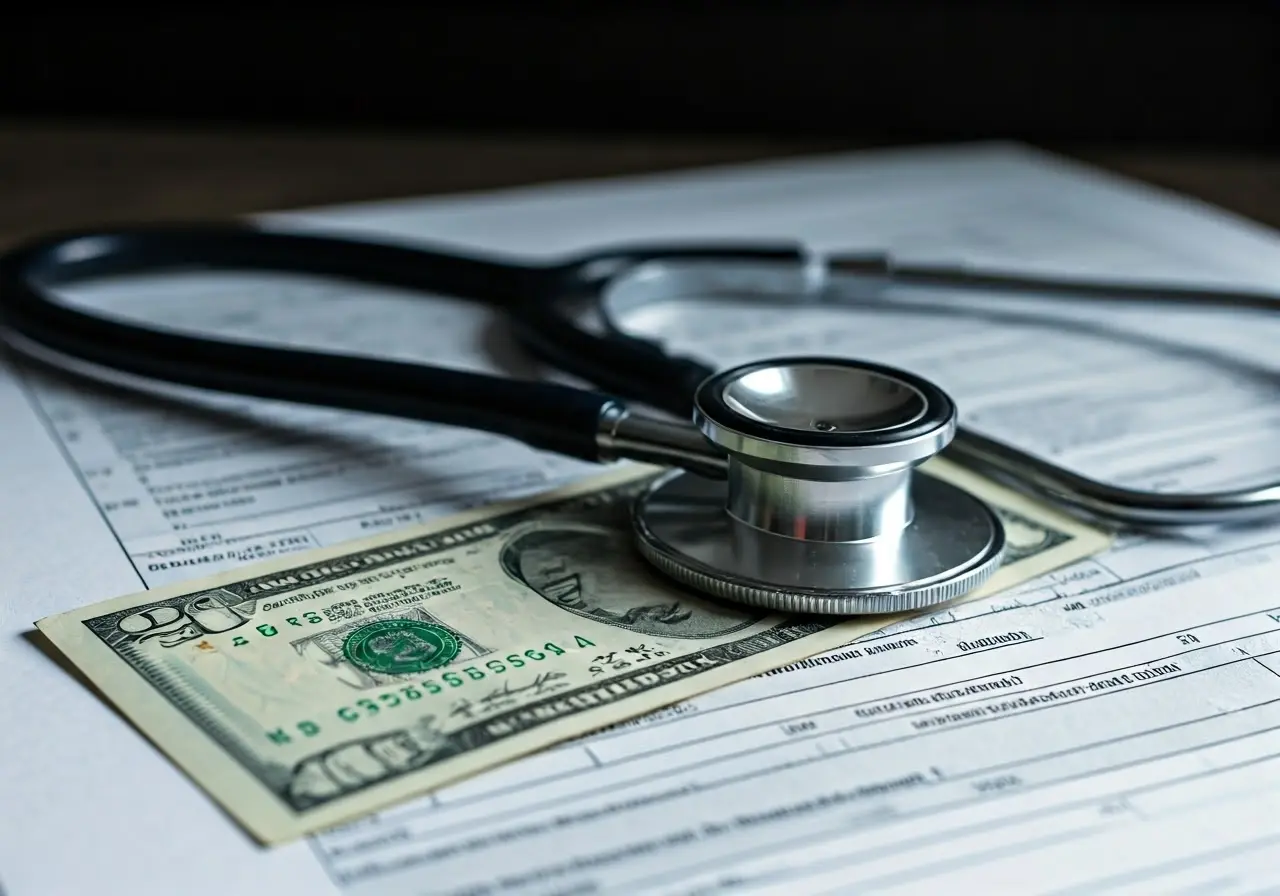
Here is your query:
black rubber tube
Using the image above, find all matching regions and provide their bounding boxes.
[0,225,613,460]
[0,223,802,461]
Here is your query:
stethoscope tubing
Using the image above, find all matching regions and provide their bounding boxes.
[5,221,1280,530]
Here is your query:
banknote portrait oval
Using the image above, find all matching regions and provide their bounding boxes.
[342,619,461,675]
[498,522,766,639]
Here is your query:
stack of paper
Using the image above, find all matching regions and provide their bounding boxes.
[4,141,1280,894]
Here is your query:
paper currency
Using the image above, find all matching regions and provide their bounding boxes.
[35,459,1110,844]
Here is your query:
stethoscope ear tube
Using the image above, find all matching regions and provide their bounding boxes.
[945,426,1280,529]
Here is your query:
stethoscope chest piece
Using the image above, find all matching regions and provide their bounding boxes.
[632,358,1007,614]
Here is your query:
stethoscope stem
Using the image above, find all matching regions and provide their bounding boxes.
[596,405,729,480]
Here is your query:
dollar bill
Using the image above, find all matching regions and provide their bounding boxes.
[35,459,1110,844]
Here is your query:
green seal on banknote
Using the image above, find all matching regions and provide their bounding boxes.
[342,619,461,675]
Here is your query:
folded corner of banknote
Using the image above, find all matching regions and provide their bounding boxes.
[34,461,1110,843]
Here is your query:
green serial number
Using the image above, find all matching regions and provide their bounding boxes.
[266,637,594,746]
[226,613,325,646]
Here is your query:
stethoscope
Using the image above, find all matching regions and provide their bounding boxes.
[3,222,1280,615]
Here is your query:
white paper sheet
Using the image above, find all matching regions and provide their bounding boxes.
[5,141,1280,894]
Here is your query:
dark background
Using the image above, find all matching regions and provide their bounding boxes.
[0,4,1277,244]
[2,4,1276,147]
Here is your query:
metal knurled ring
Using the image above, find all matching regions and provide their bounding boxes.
[632,527,1005,615]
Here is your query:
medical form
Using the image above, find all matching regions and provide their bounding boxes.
[4,142,1280,894]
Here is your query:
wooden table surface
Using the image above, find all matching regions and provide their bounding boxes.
[1,122,1278,246]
